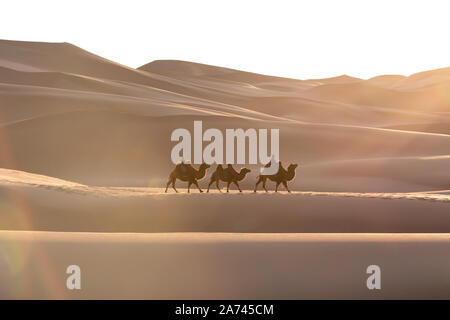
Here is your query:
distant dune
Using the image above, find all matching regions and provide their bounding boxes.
[0,39,449,190]
[367,74,406,88]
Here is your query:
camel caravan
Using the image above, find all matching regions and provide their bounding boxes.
[165,161,298,193]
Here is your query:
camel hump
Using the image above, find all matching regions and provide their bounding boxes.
[227,164,238,175]
[215,164,224,174]
[175,162,192,176]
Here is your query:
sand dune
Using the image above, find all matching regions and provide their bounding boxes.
[0,40,169,86]
[0,168,449,233]
[0,40,448,198]
[366,68,450,91]
[366,74,407,88]
[140,60,308,86]
[304,81,450,112]
[2,231,450,299]
[392,66,450,90]
[2,110,450,188]
[0,40,449,299]
[383,122,450,135]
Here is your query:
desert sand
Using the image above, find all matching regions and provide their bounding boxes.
[0,40,449,299]
[0,168,449,233]
[2,231,450,299]
[1,40,450,190]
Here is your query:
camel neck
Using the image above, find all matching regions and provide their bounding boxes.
[285,168,296,181]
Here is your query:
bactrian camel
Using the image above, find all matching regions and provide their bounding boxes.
[207,164,251,193]
[165,163,210,193]
[254,161,298,193]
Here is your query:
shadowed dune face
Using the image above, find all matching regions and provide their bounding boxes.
[0,39,449,192]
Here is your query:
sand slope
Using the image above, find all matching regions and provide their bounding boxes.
[0,40,450,300]
[0,40,449,191]
[2,231,450,299]
[0,168,449,233]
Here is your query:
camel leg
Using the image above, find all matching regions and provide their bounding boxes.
[165,179,171,193]
[193,179,203,193]
[216,179,221,193]
[233,180,242,192]
[207,179,214,193]
[262,179,268,192]
[254,176,262,192]
[187,181,192,193]
[166,173,175,193]
[171,179,178,193]
[282,180,291,193]
[275,182,281,192]
[226,181,231,193]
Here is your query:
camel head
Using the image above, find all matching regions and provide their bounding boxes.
[284,163,298,181]
[193,162,211,180]
[199,163,211,170]
[234,167,250,181]
[288,163,298,170]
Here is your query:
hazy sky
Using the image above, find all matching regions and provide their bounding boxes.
[2,0,449,79]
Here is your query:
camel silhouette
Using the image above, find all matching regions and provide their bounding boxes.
[165,162,210,193]
[207,164,251,193]
[254,161,298,193]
